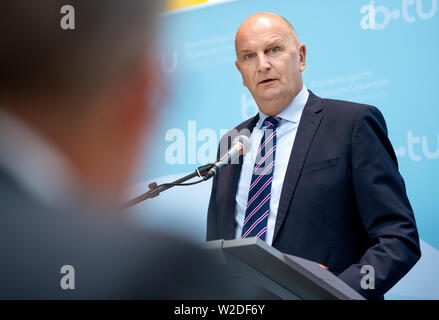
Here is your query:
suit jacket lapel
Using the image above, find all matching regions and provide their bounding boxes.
[273,91,323,241]
[222,115,259,240]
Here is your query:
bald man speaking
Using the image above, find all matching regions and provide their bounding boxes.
[206,13,421,299]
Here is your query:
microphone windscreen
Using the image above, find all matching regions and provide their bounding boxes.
[233,135,251,155]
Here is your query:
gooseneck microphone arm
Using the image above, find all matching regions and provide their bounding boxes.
[121,135,250,209]
[121,164,214,209]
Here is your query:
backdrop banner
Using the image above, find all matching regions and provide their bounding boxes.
[129,0,439,300]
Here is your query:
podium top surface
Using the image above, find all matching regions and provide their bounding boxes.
[205,238,365,300]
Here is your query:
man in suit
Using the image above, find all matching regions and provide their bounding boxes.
[0,0,238,299]
[207,12,421,299]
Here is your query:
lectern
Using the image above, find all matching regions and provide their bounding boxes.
[204,237,365,300]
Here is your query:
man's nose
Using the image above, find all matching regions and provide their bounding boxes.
[257,54,271,73]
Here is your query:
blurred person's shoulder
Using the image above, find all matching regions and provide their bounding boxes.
[0,167,232,299]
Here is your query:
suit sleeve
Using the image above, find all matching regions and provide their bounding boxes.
[337,106,421,299]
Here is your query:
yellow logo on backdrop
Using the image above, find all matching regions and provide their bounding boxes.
[164,0,208,11]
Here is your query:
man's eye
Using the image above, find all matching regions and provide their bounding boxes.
[270,47,279,53]
[245,54,254,60]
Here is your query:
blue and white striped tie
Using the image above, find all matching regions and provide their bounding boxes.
[241,115,280,241]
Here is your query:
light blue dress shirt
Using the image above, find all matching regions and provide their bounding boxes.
[234,85,309,246]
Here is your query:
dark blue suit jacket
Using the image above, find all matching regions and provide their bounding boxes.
[207,91,421,299]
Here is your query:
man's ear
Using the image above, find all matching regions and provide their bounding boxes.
[235,60,247,87]
[298,44,306,72]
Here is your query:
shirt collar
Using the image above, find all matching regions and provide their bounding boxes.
[0,109,81,210]
[256,85,309,128]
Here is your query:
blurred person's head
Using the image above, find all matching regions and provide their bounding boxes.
[235,13,306,116]
[0,0,162,204]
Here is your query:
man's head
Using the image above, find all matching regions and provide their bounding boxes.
[235,13,306,116]
[0,0,162,204]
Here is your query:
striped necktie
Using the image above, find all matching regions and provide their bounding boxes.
[241,115,281,241]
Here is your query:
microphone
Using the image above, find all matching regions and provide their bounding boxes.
[204,135,251,181]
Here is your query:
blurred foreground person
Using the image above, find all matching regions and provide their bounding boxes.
[0,1,234,299]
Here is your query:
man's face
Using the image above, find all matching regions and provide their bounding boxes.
[235,16,306,115]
